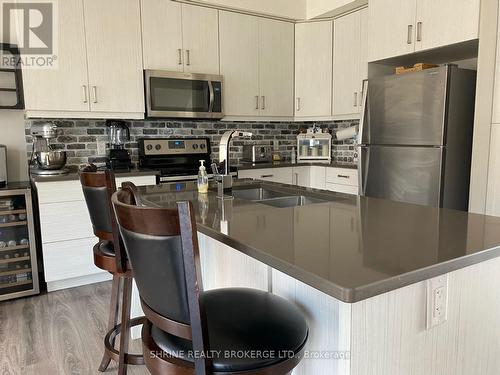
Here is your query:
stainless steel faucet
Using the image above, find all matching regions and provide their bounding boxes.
[213,130,252,198]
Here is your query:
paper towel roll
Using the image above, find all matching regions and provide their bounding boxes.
[335,126,358,141]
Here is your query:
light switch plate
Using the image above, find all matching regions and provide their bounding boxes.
[97,141,106,156]
[426,274,449,330]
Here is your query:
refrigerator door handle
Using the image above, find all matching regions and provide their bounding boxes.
[357,145,369,196]
[357,79,369,147]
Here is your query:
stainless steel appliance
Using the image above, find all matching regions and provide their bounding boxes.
[30,123,68,176]
[297,133,332,162]
[0,145,7,187]
[106,120,132,171]
[358,64,476,210]
[242,144,272,163]
[139,138,213,184]
[145,70,223,119]
[0,183,40,301]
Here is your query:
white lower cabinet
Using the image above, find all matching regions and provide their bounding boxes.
[36,175,156,291]
[238,165,358,194]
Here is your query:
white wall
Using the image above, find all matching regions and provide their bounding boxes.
[187,0,307,19]
[0,111,28,182]
[307,0,367,19]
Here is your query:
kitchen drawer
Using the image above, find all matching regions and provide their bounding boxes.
[42,237,103,282]
[39,200,93,243]
[326,167,358,186]
[325,182,359,195]
[36,175,156,204]
[239,167,293,185]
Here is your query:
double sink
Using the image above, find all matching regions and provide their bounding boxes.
[232,187,327,208]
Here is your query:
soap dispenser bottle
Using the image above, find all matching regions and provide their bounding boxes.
[197,160,209,193]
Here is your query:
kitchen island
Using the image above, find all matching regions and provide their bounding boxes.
[132,180,500,375]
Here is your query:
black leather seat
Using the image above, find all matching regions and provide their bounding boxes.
[150,288,308,372]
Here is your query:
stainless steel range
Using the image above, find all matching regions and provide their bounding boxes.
[139,137,213,184]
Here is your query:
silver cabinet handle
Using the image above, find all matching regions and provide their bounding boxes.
[261,96,265,110]
[296,97,301,111]
[177,49,183,65]
[294,173,299,185]
[407,24,413,44]
[186,49,191,66]
[255,95,259,110]
[91,85,97,103]
[338,174,350,179]
[82,85,88,103]
[417,22,422,42]
[354,92,358,107]
[261,174,274,178]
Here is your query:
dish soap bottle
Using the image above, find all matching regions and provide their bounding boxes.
[197,160,209,193]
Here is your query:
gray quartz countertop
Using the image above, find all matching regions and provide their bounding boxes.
[135,180,500,303]
[30,168,159,183]
[236,161,357,170]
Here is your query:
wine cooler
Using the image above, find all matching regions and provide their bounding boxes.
[0,183,39,301]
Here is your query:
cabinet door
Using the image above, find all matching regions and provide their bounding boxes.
[292,167,311,187]
[415,0,480,52]
[84,0,144,114]
[295,21,333,118]
[141,0,183,71]
[486,124,500,216]
[368,0,417,62]
[358,8,368,113]
[333,11,361,117]
[219,11,260,117]
[22,0,89,112]
[259,18,294,117]
[181,4,220,74]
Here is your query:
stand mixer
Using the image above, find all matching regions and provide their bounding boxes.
[30,123,69,176]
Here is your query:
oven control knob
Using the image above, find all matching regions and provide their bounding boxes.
[200,143,206,149]
[146,144,153,151]
[193,144,199,149]
[155,144,162,151]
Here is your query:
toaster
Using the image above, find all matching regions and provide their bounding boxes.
[242,144,272,163]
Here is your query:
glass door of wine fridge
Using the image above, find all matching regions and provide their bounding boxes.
[0,185,39,301]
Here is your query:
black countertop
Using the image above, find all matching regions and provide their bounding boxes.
[135,180,500,303]
[236,161,357,170]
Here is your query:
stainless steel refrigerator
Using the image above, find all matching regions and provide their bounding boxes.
[358,65,477,210]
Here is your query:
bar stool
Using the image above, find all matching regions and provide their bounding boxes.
[112,184,309,375]
[79,168,145,375]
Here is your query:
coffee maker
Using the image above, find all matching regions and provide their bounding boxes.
[106,120,132,171]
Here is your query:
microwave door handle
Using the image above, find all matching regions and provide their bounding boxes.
[208,81,215,112]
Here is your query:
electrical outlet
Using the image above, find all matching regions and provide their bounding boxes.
[97,141,106,156]
[426,274,449,330]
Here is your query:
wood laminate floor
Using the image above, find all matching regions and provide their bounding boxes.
[0,281,150,375]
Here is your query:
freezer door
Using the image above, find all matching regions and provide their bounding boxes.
[364,67,448,146]
[360,145,444,207]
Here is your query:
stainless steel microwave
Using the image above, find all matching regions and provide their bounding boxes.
[145,70,223,119]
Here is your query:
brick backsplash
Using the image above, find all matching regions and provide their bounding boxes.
[25,119,358,171]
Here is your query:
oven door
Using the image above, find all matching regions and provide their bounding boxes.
[145,70,223,119]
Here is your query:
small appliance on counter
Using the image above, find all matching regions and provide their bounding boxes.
[0,183,40,301]
[297,132,332,163]
[29,123,69,176]
[242,144,272,163]
[106,120,133,171]
[0,145,7,187]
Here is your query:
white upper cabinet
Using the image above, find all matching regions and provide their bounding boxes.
[219,11,260,117]
[258,18,294,117]
[141,0,220,74]
[219,11,294,118]
[414,0,480,52]
[141,0,183,71]
[368,0,417,62]
[333,8,368,118]
[23,0,144,118]
[84,0,144,114]
[369,0,480,62]
[22,0,89,113]
[295,21,333,118]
